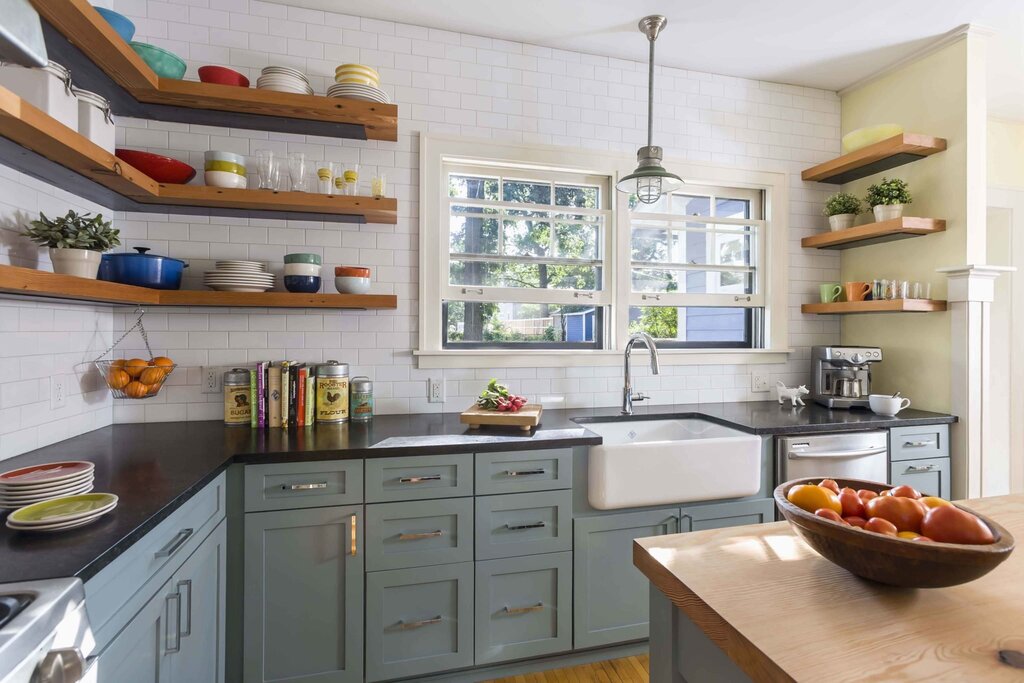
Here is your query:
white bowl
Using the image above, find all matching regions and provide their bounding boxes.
[284,263,322,277]
[204,150,246,165]
[335,276,371,294]
[205,170,248,189]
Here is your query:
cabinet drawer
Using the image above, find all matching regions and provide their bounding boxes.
[475,490,571,560]
[365,498,474,571]
[890,425,949,462]
[365,453,473,502]
[244,460,362,512]
[365,562,474,682]
[475,449,572,495]
[890,458,950,499]
[475,552,572,665]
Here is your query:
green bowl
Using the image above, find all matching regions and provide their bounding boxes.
[204,160,247,175]
[130,42,186,79]
[284,253,323,265]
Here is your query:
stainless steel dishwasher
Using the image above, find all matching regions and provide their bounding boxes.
[778,430,889,483]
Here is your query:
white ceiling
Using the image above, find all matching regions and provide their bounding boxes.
[280,0,1024,119]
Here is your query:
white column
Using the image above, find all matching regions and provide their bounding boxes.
[939,265,1014,498]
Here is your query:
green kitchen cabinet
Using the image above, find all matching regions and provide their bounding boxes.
[244,505,363,683]
[681,499,777,531]
[890,457,951,499]
[93,577,174,683]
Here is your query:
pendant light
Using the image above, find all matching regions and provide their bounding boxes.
[616,15,683,204]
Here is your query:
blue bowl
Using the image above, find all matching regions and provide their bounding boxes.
[284,275,321,294]
[94,7,136,42]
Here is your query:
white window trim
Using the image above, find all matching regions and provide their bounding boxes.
[418,134,790,369]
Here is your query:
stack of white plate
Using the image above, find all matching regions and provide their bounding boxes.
[326,82,390,103]
[256,66,313,95]
[0,461,95,510]
[203,260,275,292]
[5,493,118,533]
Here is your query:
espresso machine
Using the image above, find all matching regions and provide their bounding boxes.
[811,345,882,409]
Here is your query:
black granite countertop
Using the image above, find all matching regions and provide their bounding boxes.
[0,402,955,584]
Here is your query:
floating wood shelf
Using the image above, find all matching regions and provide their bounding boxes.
[802,134,947,184]
[0,86,397,223]
[0,265,398,309]
[801,299,947,315]
[801,217,946,250]
[31,0,398,141]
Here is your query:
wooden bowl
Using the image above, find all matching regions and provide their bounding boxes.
[774,477,1015,588]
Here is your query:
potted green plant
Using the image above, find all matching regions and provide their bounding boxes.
[823,192,862,231]
[21,211,120,279]
[865,177,911,222]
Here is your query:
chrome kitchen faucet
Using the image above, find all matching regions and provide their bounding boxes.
[622,332,661,414]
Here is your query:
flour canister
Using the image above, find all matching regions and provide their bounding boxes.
[350,376,373,421]
[223,368,252,426]
[316,361,350,423]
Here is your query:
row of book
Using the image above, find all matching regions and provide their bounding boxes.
[251,361,315,428]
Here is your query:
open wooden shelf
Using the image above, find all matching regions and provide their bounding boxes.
[801,217,946,250]
[0,265,398,309]
[802,134,947,184]
[801,299,947,315]
[31,0,398,141]
[0,86,397,223]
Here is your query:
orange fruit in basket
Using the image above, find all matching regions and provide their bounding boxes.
[124,381,148,398]
[139,367,165,386]
[147,381,162,395]
[150,356,175,375]
[110,358,127,368]
[125,358,149,378]
[107,368,130,390]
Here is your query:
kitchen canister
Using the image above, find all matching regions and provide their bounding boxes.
[223,368,252,426]
[350,376,373,421]
[72,87,115,153]
[316,361,350,423]
[0,61,78,130]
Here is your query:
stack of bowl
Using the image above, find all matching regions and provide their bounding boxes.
[205,151,247,189]
[284,253,322,293]
[328,64,389,103]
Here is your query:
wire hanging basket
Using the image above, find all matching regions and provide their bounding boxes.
[92,307,177,399]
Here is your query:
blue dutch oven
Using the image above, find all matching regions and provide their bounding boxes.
[99,247,188,289]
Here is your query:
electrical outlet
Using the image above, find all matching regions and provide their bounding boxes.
[202,367,221,394]
[50,375,67,409]
[427,377,445,403]
[751,374,771,393]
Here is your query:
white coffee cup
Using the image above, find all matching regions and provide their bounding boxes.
[869,394,911,416]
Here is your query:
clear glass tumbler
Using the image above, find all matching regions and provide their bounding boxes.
[371,174,386,198]
[255,149,275,190]
[912,281,932,299]
[288,152,308,192]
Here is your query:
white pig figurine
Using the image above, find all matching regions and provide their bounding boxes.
[777,381,809,407]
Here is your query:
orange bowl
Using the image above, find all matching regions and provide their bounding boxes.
[335,266,370,277]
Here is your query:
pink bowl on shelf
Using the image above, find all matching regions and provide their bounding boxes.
[115,149,196,184]
[198,65,250,88]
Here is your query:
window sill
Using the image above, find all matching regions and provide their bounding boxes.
[414,348,792,369]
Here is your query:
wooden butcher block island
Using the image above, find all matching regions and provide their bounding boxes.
[634,495,1024,682]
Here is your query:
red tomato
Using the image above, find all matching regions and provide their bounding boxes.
[864,517,898,536]
[818,479,841,495]
[878,489,892,496]
[814,508,849,524]
[890,484,922,499]
[838,489,865,517]
[865,495,925,533]
[921,505,995,544]
[843,515,868,528]
[857,489,878,502]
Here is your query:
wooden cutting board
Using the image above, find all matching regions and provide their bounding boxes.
[460,403,542,431]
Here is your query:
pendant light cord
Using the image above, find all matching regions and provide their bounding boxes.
[647,34,655,148]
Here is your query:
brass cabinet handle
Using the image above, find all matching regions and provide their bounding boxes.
[505,521,546,531]
[399,474,442,484]
[350,515,358,556]
[155,528,194,559]
[399,529,443,541]
[285,482,328,490]
[165,592,181,653]
[504,603,544,615]
[397,615,442,630]
[505,468,545,477]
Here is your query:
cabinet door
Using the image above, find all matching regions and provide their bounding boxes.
[94,579,175,683]
[573,508,680,649]
[172,520,227,683]
[244,506,363,683]
[682,499,777,531]
[890,458,950,499]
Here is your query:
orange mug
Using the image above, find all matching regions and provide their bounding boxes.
[843,281,872,301]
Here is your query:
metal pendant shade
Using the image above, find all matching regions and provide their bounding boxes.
[616,15,683,204]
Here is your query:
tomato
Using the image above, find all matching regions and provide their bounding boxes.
[878,489,892,496]
[920,496,952,509]
[843,515,867,528]
[921,505,995,544]
[787,484,842,514]
[857,489,878,502]
[897,531,922,540]
[838,489,865,517]
[912,536,934,542]
[818,479,841,495]
[814,508,848,524]
[864,517,898,536]
[865,495,925,533]
[890,484,922,499]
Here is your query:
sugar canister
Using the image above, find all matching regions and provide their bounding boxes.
[316,361,350,423]
[223,368,252,426]
[350,376,373,421]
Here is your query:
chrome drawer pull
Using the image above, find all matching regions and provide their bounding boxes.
[504,602,544,615]
[904,464,936,474]
[284,482,328,490]
[399,530,443,541]
[165,592,181,653]
[903,441,934,448]
[176,579,192,637]
[155,528,194,559]
[505,468,545,477]
[397,615,442,630]
[505,521,546,531]
[399,474,442,484]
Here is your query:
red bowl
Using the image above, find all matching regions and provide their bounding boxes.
[198,65,250,88]
[115,149,196,184]
[335,266,370,277]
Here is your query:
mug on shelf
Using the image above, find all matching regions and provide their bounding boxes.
[819,283,842,303]
[868,394,911,417]
[843,281,872,302]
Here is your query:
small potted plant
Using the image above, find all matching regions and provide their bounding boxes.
[21,210,120,279]
[865,177,911,222]
[823,192,862,231]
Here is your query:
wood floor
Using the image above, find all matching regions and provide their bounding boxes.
[484,655,649,682]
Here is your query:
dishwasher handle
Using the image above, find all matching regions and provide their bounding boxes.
[787,446,887,459]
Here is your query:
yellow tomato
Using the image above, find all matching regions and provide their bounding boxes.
[897,531,922,540]
[920,496,952,509]
[787,484,842,515]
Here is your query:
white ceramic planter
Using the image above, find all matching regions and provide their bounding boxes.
[828,213,857,231]
[872,204,904,222]
[49,247,101,279]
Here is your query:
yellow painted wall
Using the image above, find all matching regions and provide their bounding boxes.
[838,39,976,412]
[988,119,1024,189]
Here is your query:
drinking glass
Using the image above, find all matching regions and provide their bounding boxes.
[316,163,332,194]
[332,162,346,195]
[371,174,386,198]
[255,149,275,190]
[342,163,360,195]
[894,280,909,299]
[288,153,308,192]
[911,281,931,300]
[872,279,888,301]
